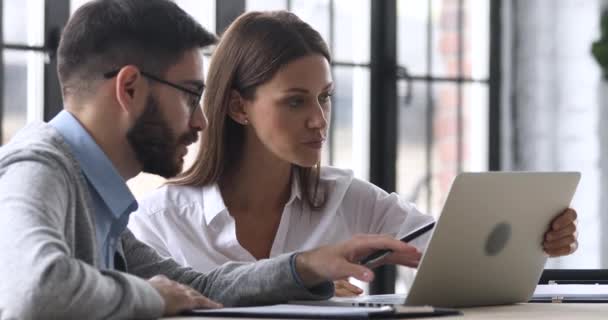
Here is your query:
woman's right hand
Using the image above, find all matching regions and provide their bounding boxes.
[334,279,363,297]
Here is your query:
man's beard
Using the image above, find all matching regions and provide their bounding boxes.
[127,95,198,178]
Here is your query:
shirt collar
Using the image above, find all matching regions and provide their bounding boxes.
[49,110,137,218]
[202,184,228,225]
[201,169,304,225]
[286,169,302,205]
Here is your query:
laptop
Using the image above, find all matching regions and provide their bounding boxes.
[296,172,581,308]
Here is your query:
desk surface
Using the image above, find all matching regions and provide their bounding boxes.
[164,303,608,319]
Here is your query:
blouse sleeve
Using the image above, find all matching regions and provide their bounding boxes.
[341,177,435,251]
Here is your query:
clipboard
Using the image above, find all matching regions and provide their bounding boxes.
[184,304,461,319]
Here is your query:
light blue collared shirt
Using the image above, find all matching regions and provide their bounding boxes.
[50,110,138,270]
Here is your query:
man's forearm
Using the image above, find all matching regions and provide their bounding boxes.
[123,230,334,306]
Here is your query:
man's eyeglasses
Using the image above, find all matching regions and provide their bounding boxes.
[103,70,204,117]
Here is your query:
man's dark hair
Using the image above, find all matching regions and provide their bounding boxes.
[57,0,217,98]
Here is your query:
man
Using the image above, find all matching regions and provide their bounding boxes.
[0,1,424,319]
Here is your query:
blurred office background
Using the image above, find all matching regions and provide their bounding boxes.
[1,0,606,292]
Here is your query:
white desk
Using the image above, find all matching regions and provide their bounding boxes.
[165,303,608,319]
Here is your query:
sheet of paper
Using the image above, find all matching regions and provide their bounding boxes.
[533,284,608,298]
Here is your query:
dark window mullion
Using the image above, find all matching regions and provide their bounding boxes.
[407,75,488,83]
[369,0,398,295]
[215,0,245,35]
[489,0,502,171]
[2,44,46,51]
[43,0,69,121]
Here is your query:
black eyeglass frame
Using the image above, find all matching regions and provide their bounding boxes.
[103,69,204,116]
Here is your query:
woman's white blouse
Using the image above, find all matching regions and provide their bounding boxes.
[128,166,434,273]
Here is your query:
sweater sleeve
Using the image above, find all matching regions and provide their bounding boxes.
[122,229,334,306]
[0,160,164,320]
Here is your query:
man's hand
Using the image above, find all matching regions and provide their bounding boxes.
[334,279,363,297]
[148,275,222,316]
[543,208,578,257]
[295,234,422,287]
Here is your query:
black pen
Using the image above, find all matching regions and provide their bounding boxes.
[360,221,436,267]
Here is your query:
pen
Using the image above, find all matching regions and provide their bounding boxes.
[360,221,436,266]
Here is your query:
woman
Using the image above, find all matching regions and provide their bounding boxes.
[128,11,578,297]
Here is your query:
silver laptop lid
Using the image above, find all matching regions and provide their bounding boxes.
[405,172,580,307]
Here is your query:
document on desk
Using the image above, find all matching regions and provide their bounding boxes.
[532,284,608,302]
[185,304,461,319]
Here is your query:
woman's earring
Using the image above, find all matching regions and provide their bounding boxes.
[243,118,249,125]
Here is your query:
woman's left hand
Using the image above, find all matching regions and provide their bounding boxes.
[543,208,578,257]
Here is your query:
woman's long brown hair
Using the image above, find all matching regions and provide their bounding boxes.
[170,11,330,209]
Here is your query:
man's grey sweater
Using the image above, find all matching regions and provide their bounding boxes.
[0,122,331,320]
